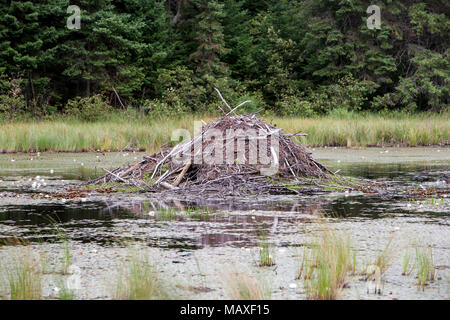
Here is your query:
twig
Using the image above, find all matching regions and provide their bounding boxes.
[102,168,145,190]
[214,88,234,114]
[226,100,252,116]
[160,182,177,190]
[173,161,191,187]
[112,86,126,110]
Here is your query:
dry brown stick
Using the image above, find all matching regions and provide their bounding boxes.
[101,168,145,190]
[120,162,142,177]
[285,132,309,137]
[173,161,191,187]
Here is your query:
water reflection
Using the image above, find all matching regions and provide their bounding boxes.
[0,161,448,248]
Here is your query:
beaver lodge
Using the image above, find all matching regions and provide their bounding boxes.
[85,91,372,196]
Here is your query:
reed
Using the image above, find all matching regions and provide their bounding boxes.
[224,268,271,300]
[300,226,354,300]
[415,244,436,291]
[4,248,42,300]
[258,233,275,267]
[0,113,447,152]
[114,249,169,300]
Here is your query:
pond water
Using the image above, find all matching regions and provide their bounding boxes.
[0,148,448,300]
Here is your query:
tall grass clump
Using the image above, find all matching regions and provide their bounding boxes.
[415,244,436,291]
[47,217,71,274]
[401,247,414,276]
[114,250,169,300]
[54,276,75,300]
[258,233,275,267]
[300,226,355,300]
[297,245,315,280]
[5,248,42,300]
[224,268,271,300]
[367,237,396,277]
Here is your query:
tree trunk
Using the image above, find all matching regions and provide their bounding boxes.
[29,71,38,118]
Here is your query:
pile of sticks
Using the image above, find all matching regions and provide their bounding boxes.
[84,90,333,196]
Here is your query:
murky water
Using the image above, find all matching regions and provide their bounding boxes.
[0,148,448,300]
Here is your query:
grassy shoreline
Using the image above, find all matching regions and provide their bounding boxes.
[0,114,448,153]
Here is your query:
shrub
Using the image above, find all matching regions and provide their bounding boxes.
[0,75,27,120]
[64,94,111,121]
[276,94,315,117]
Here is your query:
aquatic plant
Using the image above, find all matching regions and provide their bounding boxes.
[423,197,444,206]
[371,237,396,276]
[224,268,271,300]
[46,217,71,274]
[5,248,42,300]
[258,233,275,267]
[301,226,354,300]
[297,246,315,280]
[415,244,436,291]
[54,276,75,300]
[401,248,415,276]
[185,206,214,220]
[156,207,177,221]
[114,249,169,300]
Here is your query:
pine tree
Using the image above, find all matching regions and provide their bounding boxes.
[189,0,229,86]
[61,0,145,104]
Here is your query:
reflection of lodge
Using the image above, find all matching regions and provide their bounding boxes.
[101,199,324,248]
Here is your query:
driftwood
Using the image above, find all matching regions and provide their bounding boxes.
[173,161,191,187]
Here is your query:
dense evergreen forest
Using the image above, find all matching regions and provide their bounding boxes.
[0,0,448,119]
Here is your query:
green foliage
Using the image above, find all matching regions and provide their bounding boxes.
[0,0,448,118]
[0,74,26,119]
[65,94,111,121]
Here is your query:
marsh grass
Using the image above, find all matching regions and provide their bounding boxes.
[370,237,396,276]
[185,206,214,220]
[297,245,315,280]
[401,248,415,276]
[415,244,436,291]
[224,268,271,300]
[5,248,42,300]
[54,276,75,300]
[114,249,170,300]
[156,207,177,221]
[274,113,449,147]
[0,113,447,152]
[257,233,275,267]
[300,227,355,300]
[46,217,71,274]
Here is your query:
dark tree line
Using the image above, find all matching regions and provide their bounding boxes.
[0,0,448,119]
